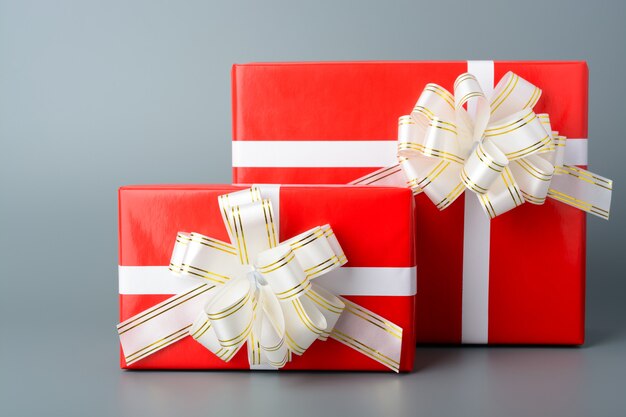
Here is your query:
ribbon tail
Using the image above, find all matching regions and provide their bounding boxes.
[349,163,408,187]
[117,283,217,366]
[330,297,403,373]
[548,166,613,220]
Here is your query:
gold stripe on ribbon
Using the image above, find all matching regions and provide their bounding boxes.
[548,188,610,220]
[285,331,306,355]
[460,168,489,194]
[305,256,341,279]
[342,299,402,340]
[500,167,524,207]
[291,299,325,336]
[275,277,312,301]
[261,199,278,248]
[233,206,249,265]
[217,319,254,348]
[118,284,214,335]
[505,135,551,159]
[408,160,450,190]
[350,164,403,185]
[398,142,465,165]
[521,191,546,205]
[289,229,326,250]
[125,324,192,365]
[523,86,541,109]
[190,234,238,256]
[261,337,285,352]
[490,73,519,115]
[454,73,477,89]
[305,291,344,315]
[475,144,506,172]
[515,159,552,181]
[206,291,251,321]
[191,320,212,340]
[479,193,497,219]
[436,181,465,210]
[331,330,400,372]
[183,264,231,285]
[256,251,296,274]
[424,84,455,108]
[484,111,536,137]
[557,165,613,190]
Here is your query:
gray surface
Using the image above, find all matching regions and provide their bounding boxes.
[1,1,625,416]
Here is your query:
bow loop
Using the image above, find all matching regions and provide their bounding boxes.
[416,83,456,121]
[219,186,278,265]
[401,155,464,209]
[509,154,555,205]
[170,188,396,369]
[251,284,289,367]
[489,72,542,122]
[255,244,311,301]
[453,73,490,142]
[421,117,463,163]
[205,277,254,349]
[461,141,509,195]
[484,109,551,161]
[282,225,347,279]
[187,276,255,362]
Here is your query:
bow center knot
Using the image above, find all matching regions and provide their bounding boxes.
[245,265,267,290]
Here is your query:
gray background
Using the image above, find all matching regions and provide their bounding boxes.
[1,1,624,416]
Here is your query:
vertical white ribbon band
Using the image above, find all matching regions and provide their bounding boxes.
[461,61,494,344]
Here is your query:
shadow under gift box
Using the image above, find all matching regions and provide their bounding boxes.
[231,61,589,345]
[119,185,416,371]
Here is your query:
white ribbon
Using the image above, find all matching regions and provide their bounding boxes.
[118,266,417,296]
[117,186,404,371]
[232,139,588,168]
[351,72,612,219]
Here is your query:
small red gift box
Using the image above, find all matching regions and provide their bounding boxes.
[231,61,593,344]
[119,184,416,371]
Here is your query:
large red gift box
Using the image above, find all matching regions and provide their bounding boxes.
[119,184,416,370]
[231,61,590,344]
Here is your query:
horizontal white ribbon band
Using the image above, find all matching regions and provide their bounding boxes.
[563,139,588,166]
[119,265,417,296]
[232,139,588,167]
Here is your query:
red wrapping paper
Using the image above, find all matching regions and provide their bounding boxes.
[232,61,588,344]
[119,184,416,370]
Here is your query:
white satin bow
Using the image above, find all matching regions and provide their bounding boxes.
[167,187,351,368]
[396,72,612,219]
